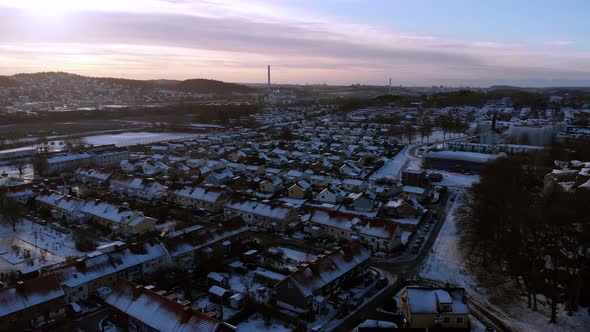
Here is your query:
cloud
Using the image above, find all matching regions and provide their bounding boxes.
[544,40,574,47]
[0,4,588,86]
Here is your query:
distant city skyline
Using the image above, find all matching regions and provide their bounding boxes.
[0,0,589,87]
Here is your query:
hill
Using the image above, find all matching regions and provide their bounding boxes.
[6,72,258,94]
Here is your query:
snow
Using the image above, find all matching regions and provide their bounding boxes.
[420,191,590,332]
[267,247,316,263]
[82,132,201,147]
[437,171,480,188]
[370,146,411,181]
[237,316,292,332]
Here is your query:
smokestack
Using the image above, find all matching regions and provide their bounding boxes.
[388,77,392,95]
[267,65,271,96]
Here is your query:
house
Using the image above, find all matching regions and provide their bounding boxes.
[49,240,169,304]
[120,159,142,173]
[41,152,93,175]
[208,285,230,303]
[0,275,66,331]
[316,186,346,205]
[204,170,234,186]
[109,174,167,201]
[105,279,229,332]
[287,180,311,199]
[163,221,250,271]
[274,242,370,314]
[305,208,402,253]
[229,293,245,310]
[80,199,156,235]
[259,177,283,194]
[168,186,228,212]
[402,185,429,202]
[347,191,377,212]
[342,179,368,192]
[207,272,229,288]
[402,170,429,187]
[224,200,299,232]
[400,286,470,329]
[383,197,423,218]
[52,195,84,223]
[1,183,35,204]
[74,166,113,186]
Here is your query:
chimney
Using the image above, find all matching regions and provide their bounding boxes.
[75,258,85,269]
[181,306,193,323]
[133,285,143,299]
[267,65,271,97]
[388,77,392,95]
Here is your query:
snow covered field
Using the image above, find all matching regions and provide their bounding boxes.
[82,131,201,147]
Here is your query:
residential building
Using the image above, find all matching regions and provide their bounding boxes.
[274,242,370,314]
[400,286,470,329]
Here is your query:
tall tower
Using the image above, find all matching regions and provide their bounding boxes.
[267,65,271,96]
[388,77,392,95]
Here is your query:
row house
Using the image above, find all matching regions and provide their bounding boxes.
[74,166,113,187]
[48,240,169,304]
[80,199,156,235]
[274,242,370,314]
[167,186,229,212]
[164,221,250,270]
[109,174,167,201]
[224,200,299,232]
[0,275,66,331]
[105,279,232,332]
[305,208,402,253]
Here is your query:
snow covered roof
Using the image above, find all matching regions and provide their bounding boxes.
[224,200,296,220]
[51,241,168,288]
[74,166,113,181]
[308,208,398,240]
[288,242,370,297]
[171,186,226,203]
[425,150,499,164]
[0,275,65,318]
[208,285,228,297]
[105,279,220,332]
[164,223,249,258]
[405,287,470,315]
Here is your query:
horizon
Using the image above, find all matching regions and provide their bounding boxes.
[1,0,589,87]
[5,70,590,89]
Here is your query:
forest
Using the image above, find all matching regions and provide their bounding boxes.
[459,142,590,323]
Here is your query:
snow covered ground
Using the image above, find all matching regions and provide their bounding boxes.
[237,316,292,332]
[420,192,590,331]
[267,246,316,263]
[83,131,201,147]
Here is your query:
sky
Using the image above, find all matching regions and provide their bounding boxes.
[0,0,589,86]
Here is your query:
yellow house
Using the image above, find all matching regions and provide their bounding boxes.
[401,286,470,329]
[287,180,312,199]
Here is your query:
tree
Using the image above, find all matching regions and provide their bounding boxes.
[0,190,23,232]
[403,123,416,144]
[11,158,27,176]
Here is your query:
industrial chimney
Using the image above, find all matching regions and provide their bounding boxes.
[267,65,271,97]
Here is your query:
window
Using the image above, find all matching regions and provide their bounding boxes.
[288,282,293,289]
[443,317,450,324]
[456,317,464,324]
